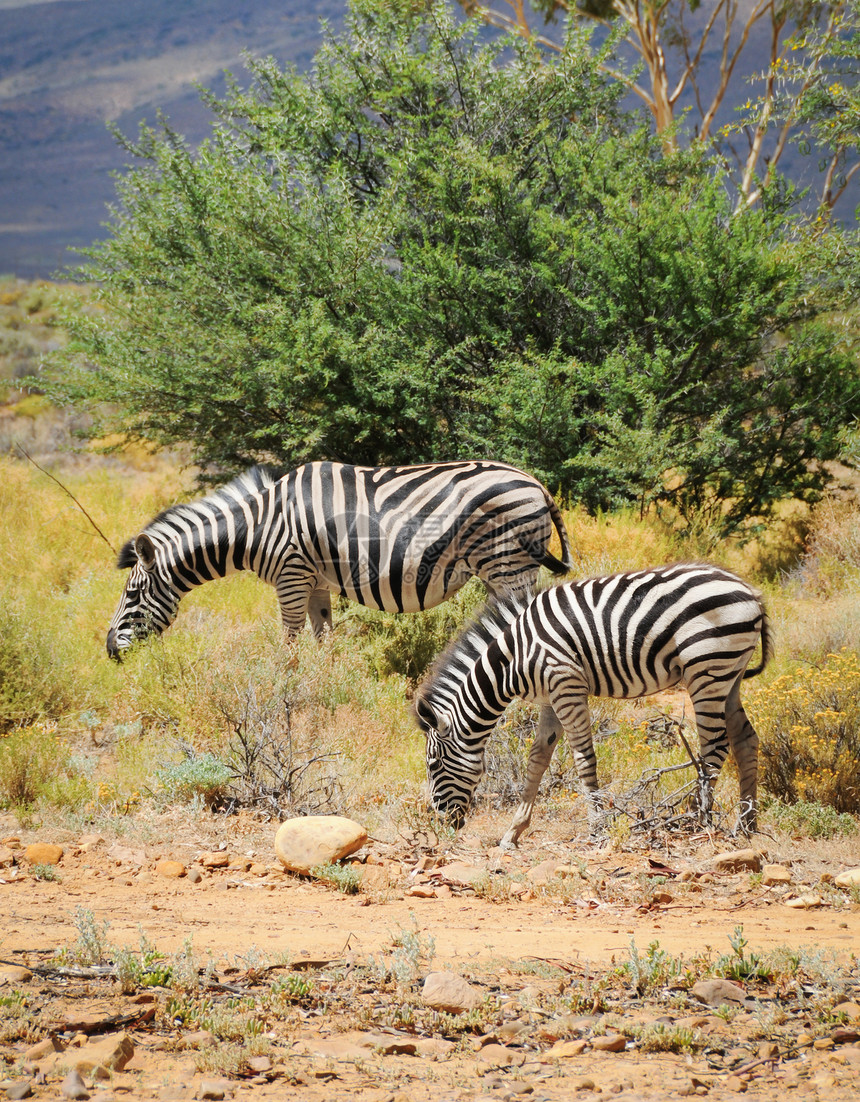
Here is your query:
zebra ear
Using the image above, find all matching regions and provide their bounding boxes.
[134,533,157,571]
[415,693,450,733]
[414,694,438,731]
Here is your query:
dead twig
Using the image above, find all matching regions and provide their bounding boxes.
[15,442,117,556]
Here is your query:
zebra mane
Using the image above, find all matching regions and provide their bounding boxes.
[419,591,530,707]
[117,466,281,568]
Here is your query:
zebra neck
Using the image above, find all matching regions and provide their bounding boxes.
[454,640,518,736]
[163,514,251,590]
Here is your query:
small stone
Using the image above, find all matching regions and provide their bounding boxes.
[526,859,560,884]
[544,1039,589,1059]
[725,1075,748,1092]
[198,1080,232,1100]
[832,1027,860,1045]
[797,1032,814,1047]
[690,978,750,1007]
[24,1036,63,1060]
[187,867,203,884]
[572,1078,597,1092]
[758,1041,779,1059]
[4,1082,33,1101]
[0,966,33,986]
[274,815,368,874]
[834,867,860,889]
[762,864,791,886]
[422,971,483,1013]
[75,1032,134,1074]
[712,849,762,873]
[785,893,823,908]
[592,1033,626,1052]
[834,1001,860,1021]
[476,1043,526,1067]
[24,842,63,866]
[414,1037,456,1057]
[61,1069,90,1099]
[199,851,230,869]
[813,1037,834,1050]
[155,860,186,879]
[0,845,16,868]
[246,1056,272,1073]
[183,1030,217,1049]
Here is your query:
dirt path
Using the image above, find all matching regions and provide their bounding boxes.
[2,810,860,1101]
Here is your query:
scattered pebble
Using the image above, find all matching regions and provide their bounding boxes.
[422,971,483,1013]
[711,849,763,873]
[155,860,186,879]
[60,1069,89,1100]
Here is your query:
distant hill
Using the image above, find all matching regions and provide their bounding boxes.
[1,1,855,280]
[0,0,345,278]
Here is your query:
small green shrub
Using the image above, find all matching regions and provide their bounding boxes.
[31,863,61,882]
[714,926,773,983]
[763,797,857,839]
[310,862,362,894]
[747,649,860,811]
[0,724,74,809]
[0,605,74,731]
[153,750,233,807]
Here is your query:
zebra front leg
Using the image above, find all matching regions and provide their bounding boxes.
[307,588,333,639]
[725,674,759,834]
[275,572,318,639]
[499,706,562,849]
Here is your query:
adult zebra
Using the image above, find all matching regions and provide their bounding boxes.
[106,460,575,658]
[413,563,771,845]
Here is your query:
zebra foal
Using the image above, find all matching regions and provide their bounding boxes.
[413,563,772,845]
[106,460,574,658]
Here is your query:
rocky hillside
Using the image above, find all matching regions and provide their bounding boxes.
[0,0,343,278]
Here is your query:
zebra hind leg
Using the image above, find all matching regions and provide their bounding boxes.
[499,705,562,849]
[725,674,759,835]
[689,683,732,828]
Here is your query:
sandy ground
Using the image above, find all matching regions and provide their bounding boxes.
[2,807,860,1102]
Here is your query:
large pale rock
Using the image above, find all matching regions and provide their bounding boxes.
[834,867,860,889]
[421,971,483,1014]
[24,843,63,866]
[274,815,367,874]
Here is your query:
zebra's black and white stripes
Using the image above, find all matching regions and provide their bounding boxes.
[106,460,575,658]
[414,563,772,843]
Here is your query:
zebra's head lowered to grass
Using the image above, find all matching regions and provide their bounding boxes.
[106,533,182,660]
[413,595,529,825]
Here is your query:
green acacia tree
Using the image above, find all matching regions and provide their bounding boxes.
[45,0,858,537]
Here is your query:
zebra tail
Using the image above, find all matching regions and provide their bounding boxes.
[543,495,576,574]
[743,604,773,680]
